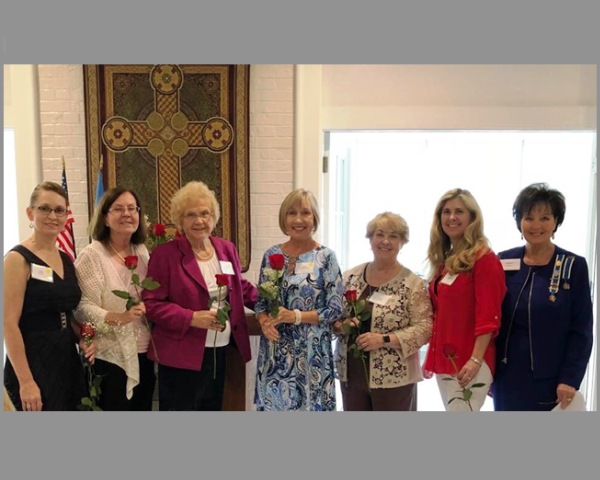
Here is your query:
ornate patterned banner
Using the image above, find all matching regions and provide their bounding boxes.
[84,64,251,270]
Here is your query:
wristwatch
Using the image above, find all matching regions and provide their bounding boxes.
[382,335,391,344]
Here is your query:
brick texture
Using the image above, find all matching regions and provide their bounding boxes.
[37,64,296,283]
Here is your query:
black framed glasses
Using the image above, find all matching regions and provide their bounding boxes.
[30,205,68,217]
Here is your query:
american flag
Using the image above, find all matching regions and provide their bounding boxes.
[56,157,76,261]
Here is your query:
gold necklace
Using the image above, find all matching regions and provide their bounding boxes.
[192,244,214,261]
[108,242,132,264]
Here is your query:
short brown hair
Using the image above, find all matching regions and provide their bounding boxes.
[30,181,68,205]
[90,187,147,245]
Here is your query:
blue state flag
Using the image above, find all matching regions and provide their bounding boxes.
[94,161,105,207]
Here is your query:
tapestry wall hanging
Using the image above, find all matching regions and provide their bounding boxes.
[83,64,251,270]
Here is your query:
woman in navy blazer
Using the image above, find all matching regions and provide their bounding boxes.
[143,181,257,411]
[493,183,593,411]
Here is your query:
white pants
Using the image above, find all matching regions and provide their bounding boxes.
[435,361,492,411]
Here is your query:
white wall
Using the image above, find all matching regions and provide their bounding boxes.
[6,65,43,240]
[4,65,13,127]
[321,65,597,130]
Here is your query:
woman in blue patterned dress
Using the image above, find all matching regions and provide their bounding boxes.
[254,189,344,411]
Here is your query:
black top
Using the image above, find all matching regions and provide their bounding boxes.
[10,245,81,335]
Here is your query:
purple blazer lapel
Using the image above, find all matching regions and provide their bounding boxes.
[212,237,232,268]
[178,235,209,294]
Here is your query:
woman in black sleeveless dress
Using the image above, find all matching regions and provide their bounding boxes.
[4,182,95,411]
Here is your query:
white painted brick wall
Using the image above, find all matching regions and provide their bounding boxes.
[38,64,89,253]
[37,65,296,284]
[247,64,295,284]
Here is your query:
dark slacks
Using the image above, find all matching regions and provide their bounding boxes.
[94,353,156,411]
[341,353,417,411]
[158,347,227,411]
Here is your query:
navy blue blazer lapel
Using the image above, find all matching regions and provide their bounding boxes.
[178,235,209,294]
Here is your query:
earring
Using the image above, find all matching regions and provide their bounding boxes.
[29,222,33,228]
[520,233,523,241]
[552,233,555,240]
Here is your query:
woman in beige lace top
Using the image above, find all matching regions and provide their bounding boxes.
[333,212,433,411]
[74,188,154,411]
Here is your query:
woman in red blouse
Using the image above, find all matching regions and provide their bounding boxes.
[423,188,506,411]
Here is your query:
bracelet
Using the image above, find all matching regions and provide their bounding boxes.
[470,356,482,365]
[293,309,302,326]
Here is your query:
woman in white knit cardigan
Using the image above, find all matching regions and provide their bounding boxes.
[74,188,154,411]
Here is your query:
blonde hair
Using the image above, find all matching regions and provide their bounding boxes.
[365,212,409,244]
[170,181,220,233]
[4,388,15,412]
[278,189,320,235]
[427,188,490,280]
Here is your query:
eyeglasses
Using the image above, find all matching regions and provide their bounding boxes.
[184,211,212,221]
[30,205,68,217]
[108,206,141,215]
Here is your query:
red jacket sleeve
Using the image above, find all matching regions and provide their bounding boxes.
[473,251,506,338]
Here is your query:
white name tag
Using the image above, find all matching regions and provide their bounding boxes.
[501,259,521,271]
[440,273,458,286]
[368,291,391,306]
[219,261,235,275]
[295,262,314,274]
[31,263,54,283]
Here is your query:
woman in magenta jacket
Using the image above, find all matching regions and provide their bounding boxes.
[143,181,257,411]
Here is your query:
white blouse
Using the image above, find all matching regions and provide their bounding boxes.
[197,255,231,348]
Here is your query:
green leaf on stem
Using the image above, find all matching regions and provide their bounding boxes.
[223,301,231,313]
[147,281,160,291]
[359,311,371,322]
[463,389,473,401]
[76,404,88,411]
[92,405,102,411]
[442,377,455,381]
[355,300,365,315]
[112,290,131,300]
[81,397,92,406]
[471,383,486,388]
[270,304,279,318]
[132,273,140,286]
[217,309,228,324]
[341,323,353,335]
[209,298,216,309]
[126,297,138,311]
[448,397,461,404]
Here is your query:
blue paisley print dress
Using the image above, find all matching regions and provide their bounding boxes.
[254,245,344,411]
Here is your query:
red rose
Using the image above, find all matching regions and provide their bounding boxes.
[124,255,139,270]
[344,290,358,302]
[153,223,166,237]
[80,322,95,341]
[442,343,458,359]
[215,274,230,287]
[269,254,285,271]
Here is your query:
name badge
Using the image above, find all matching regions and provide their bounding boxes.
[440,273,458,286]
[295,262,314,274]
[368,291,391,306]
[501,259,521,271]
[219,261,235,275]
[31,263,54,283]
